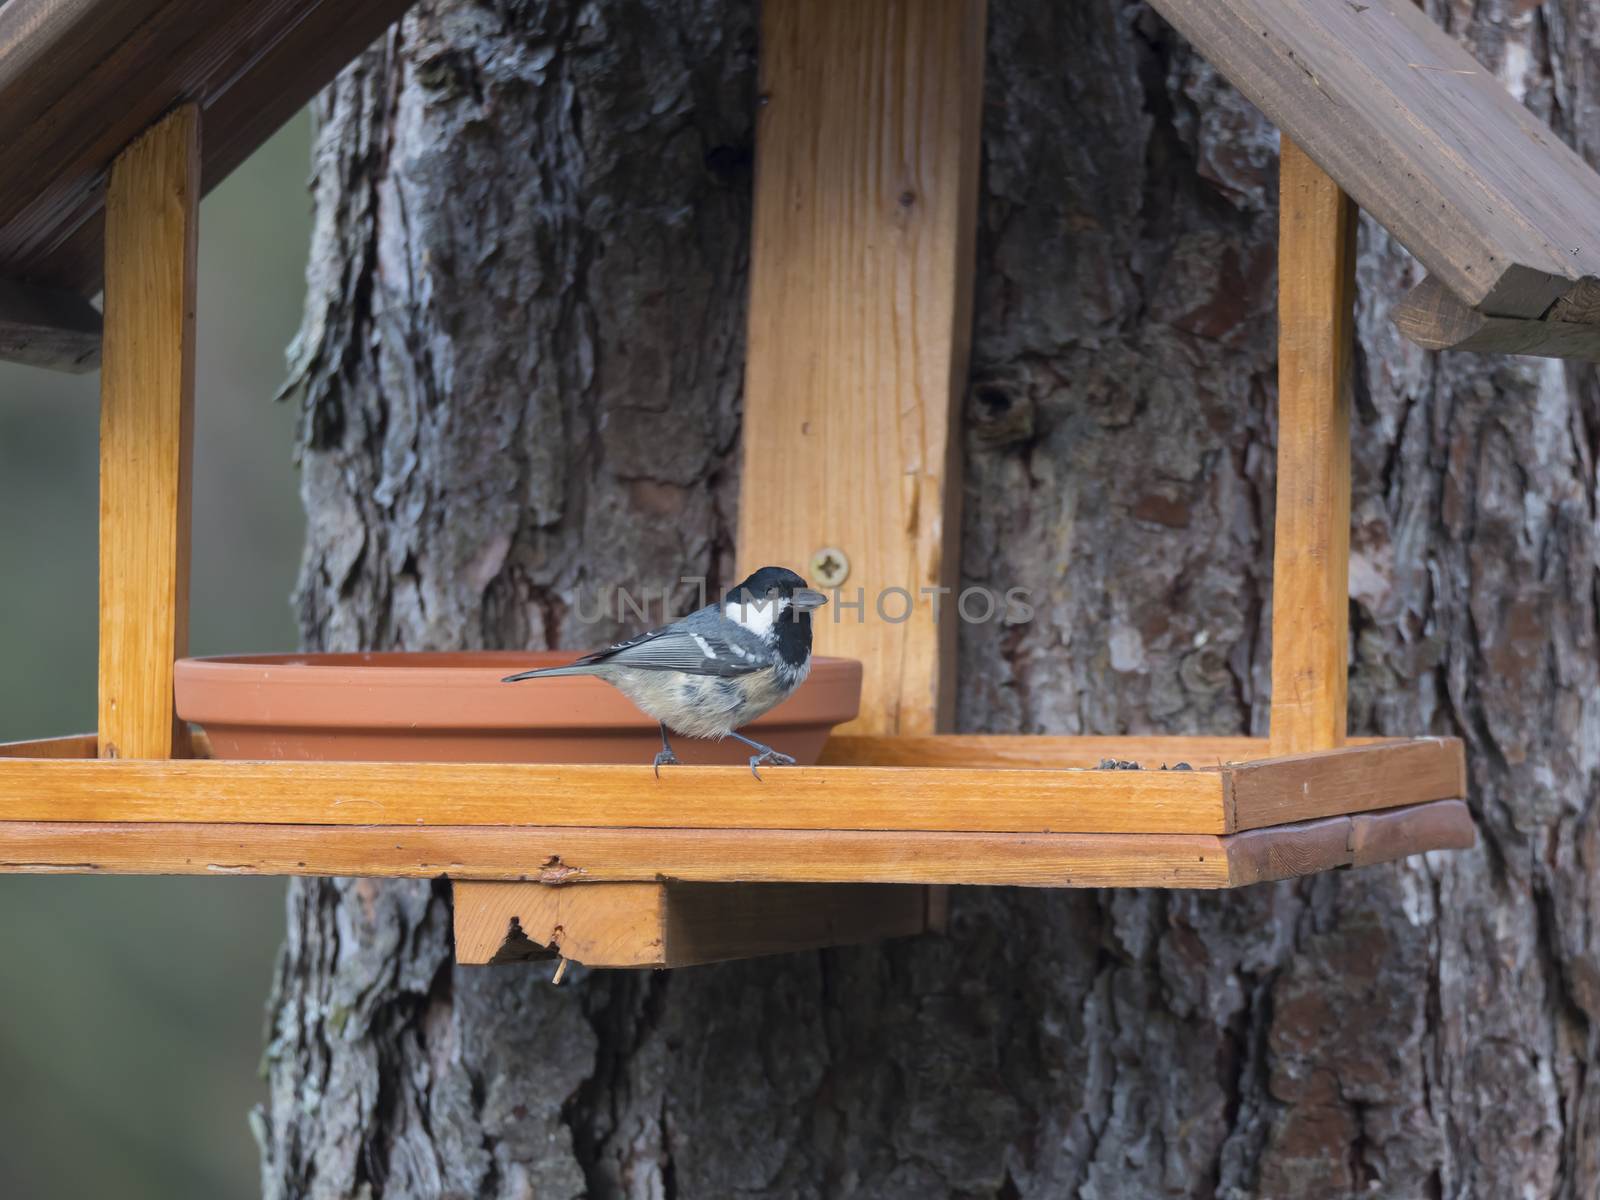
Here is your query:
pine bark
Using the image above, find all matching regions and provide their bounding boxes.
[261,2,1600,1196]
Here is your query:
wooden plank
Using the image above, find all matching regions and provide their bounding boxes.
[821,734,1397,768]
[97,105,199,761]
[1392,274,1600,360]
[0,757,1227,834]
[0,276,100,371]
[740,0,986,737]
[1222,811,1350,888]
[1225,799,1475,886]
[1348,799,1475,868]
[0,738,1467,834]
[1146,0,1600,320]
[823,734,1272,769]
[0,1,168,146]
[1227,738,1465,831]
[454,881,931,967]
[0,0,413,297]
[0,822,1238,888]
[0,803,1472,888]
[1269,139,1355,757]
[454,881,667,966]
[0,734,97,759]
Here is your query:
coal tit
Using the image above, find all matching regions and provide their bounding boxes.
[502,566,828,777]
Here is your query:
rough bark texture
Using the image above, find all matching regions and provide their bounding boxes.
[261,1,1600,1196]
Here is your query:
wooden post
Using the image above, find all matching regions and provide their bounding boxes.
[738,0,987,737]
[454,0,986,964]
[98,105,199,760]
[1269,138,1357,757]
[740,0,985,932]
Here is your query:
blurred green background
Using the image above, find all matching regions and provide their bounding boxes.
[0,113,312,1198]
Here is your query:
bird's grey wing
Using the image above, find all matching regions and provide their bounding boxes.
[576,620,762,677]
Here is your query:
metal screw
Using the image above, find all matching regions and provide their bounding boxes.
[810,547,849,587]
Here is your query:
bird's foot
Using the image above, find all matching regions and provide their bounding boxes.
[652,748,681,780]
[747,748,796,781]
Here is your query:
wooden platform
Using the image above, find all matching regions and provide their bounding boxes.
[0,734,1474,891]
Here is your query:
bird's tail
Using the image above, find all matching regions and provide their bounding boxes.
[501,664,599,683]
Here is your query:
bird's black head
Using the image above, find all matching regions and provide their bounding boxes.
[722,566,828,668]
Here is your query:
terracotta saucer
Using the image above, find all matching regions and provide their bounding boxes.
[175,651,862,765]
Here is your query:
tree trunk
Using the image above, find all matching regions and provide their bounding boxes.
[259,1,1600,1196]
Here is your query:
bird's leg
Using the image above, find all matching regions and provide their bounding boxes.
[726,729,796,780]
[652,723,681,779]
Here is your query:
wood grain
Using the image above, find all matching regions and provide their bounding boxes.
[0,803,1473,888]
[1225,799,1475,886]
[737,0,987,945]
[0,757,1227,834]
[0,0,414,301]
[98,106,199,761]
[0,822,1238,888]
[1348,800,1476,868]
[821,734,1395,769]
[454,881,931,967]
[454,881,667,966]
[0,734,97,759]
[0,276,101,371]
[1269,139,1356,757]
[822,734,1270,769]
[1146,0,1600,321]
[739,0,986,736]
[1229,737,1465,831]
[1393,274,1600,360]
[1223,810,1350,888]
[0,736,1466,833]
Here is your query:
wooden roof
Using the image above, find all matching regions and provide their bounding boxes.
[4,0,1600,366]
[1149,0,1600,358]
[0,0,412,370]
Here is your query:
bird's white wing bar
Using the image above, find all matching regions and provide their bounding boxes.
[580,623,762,677]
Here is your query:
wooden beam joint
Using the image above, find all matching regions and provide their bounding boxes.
[1393,273,1600,360]
[0,277,101,371]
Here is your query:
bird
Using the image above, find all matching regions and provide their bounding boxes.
[502,566,828,778]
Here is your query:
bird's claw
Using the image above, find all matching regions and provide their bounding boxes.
[747,748,797,780]
[652,748,681,780]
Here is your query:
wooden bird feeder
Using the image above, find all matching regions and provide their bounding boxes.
[21,0,1600,969]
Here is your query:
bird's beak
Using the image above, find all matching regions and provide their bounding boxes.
[792,588,829,611]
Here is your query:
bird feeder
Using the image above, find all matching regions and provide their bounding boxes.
[18,0,1595,970]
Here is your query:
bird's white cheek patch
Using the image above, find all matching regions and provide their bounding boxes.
[725,596,788,638]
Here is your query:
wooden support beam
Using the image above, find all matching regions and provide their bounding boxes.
[1269,139,1356,757]
[0,277,100,371]
[1224,800,1474,887]
[1393,273,1600,361]
[97,105,199,761]
[453,881,931,968]
[738,0,986,736]
[0,800,1476,889]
